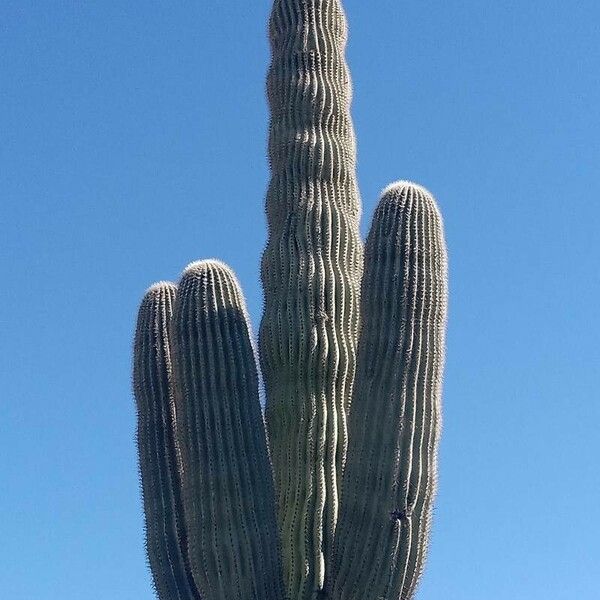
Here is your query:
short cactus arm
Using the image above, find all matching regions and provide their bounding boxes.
[133,282,200,600]
[172,260,285,600]
[329,183,448,600]
[260,0,363,596]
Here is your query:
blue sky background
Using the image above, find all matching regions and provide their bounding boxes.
[1,1,599,598]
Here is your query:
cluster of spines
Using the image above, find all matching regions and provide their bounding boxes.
[260,0,363,597]
[328,182,448,600]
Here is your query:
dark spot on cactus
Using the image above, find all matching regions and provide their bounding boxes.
[390,506,413,521]
[315,310,329,323]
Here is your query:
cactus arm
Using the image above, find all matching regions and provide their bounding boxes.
[260,1,363,596]
[329,183,448,599]
[132,282,201,600]
[172,260,285,600]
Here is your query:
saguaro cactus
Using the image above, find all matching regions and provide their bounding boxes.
[132,1,448,600]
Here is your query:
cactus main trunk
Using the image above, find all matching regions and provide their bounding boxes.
[260,0,363,597]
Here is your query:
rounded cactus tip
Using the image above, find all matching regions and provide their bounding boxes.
[143,280,177,296]
[179,259,248,313]
[379,180,443,218]
[181,259,235,277]
[380,180,434,200]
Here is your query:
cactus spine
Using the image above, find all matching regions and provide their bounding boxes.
[132,3,448,600]
[261,0,362,596]
[329,183,448,599]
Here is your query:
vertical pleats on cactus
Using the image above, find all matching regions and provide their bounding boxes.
[172,260,285,600]
[329,182,448,600]
[260,1,363,596]
[133,282,200,600]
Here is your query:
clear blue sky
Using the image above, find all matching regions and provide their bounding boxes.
[1,1,598,598]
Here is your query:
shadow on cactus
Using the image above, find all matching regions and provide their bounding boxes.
[132,1,448,599]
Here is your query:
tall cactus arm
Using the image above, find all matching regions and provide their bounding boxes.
[329,182,448,600]
[172,260,285,600]
[260,1,363,597]
[133,282,201,600]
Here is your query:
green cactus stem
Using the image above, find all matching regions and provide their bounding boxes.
[133,282,200,600]
[171,260,285,600]
[329,182,448,600]
[260,0,363,596]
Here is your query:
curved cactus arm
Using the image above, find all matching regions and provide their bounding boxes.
[133,282,201,600]
[172,260,285,600]
[260,0,363,596]
[329,182,448,600]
